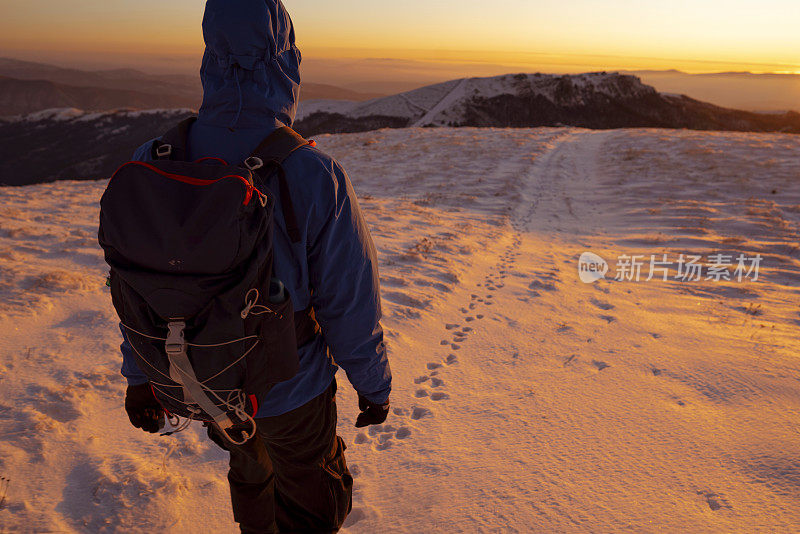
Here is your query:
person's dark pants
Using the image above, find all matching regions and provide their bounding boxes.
[208,380,353,533]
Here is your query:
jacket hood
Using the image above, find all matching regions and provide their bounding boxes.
[198,0,301,129]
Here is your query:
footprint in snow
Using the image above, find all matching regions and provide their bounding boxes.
[411,407,432,420]
[700,492,730,511]
[430,378,444,388]
[427,362,442,370]
[368,424,398,451]
[25,384,81,423]
[589,297,615,311]
[529,280,557,292]
[382,291,430,310]
[592,360,610,371]
[357,419,412,446]
[446,354,458,365]
[430,392,449,401]
[445,323,460,330]
[415,389,429,398]
[375,439,393,451]
[369,424,396,435]
[599,315,617,323]
[593,284,611,294]
[414,375,430,384]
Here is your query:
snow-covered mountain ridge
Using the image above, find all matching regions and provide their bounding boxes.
[294,71,800,135]
[298,72,656,122]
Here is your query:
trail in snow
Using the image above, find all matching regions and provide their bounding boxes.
[1,127,799,533]
[411,78,469,127]
[334,128,800,532]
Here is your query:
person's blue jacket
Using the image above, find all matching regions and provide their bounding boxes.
[119,0,391,417]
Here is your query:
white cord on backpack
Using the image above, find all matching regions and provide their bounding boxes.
[120,322,259,347]
[120,320,260,445]
[152,382,256,444]
[240,288,281,319]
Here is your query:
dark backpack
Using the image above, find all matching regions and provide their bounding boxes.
[98,117,319,443]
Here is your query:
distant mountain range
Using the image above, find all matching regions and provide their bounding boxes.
[0,57,383,116]
[293,72,800,136]
[1,71,798,186]
[627,69,800,113]
[0,108,194,186]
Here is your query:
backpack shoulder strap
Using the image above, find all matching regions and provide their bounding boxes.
[248,128,321,341]
[152,116,198,161]
[248,126,310,166]
[245,127,315,244]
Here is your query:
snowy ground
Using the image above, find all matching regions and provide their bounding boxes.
[1,127,799,533]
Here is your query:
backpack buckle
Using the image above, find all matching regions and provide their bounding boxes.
[244,156,264,171]
[156,144,173,158]
[165,321,186,355]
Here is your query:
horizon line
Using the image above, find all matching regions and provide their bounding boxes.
[1,51,799,79]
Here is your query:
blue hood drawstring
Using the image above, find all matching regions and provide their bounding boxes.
[230,65,244,130]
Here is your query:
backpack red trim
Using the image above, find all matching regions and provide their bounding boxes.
[248,394,259,416]
[194,157,229,165]
[111,161,262,206]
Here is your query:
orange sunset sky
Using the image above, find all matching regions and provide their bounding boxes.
[1,0,798,77]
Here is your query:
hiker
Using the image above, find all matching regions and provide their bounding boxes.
[104,1,392,532]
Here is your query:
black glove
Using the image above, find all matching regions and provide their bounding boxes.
[125,383,165,433]
[355,394,389,428]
